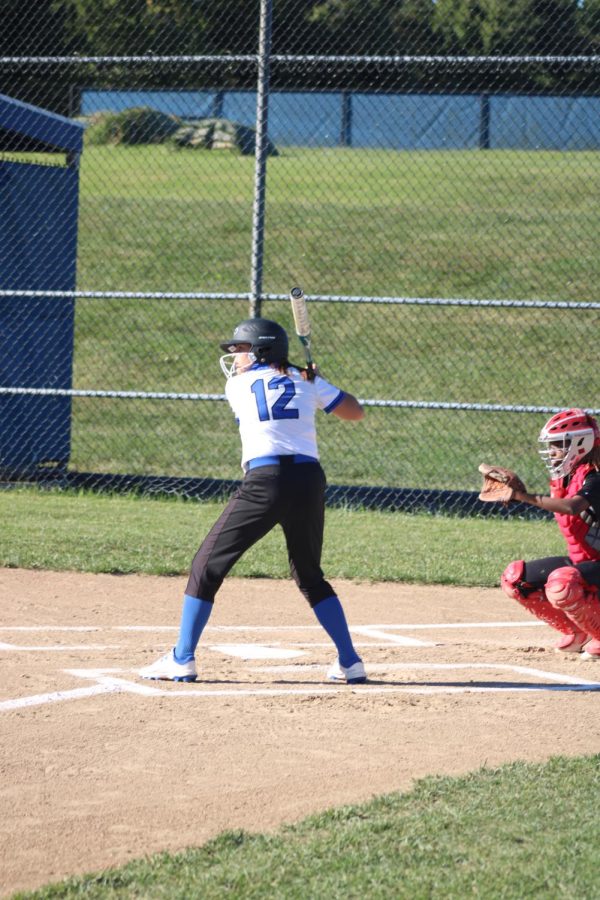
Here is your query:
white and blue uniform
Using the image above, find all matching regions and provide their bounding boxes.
[225,363,344,468]
[138,320,366,685]
[186,365,346,607]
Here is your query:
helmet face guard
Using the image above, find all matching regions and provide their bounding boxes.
[218,318,289,378]
[219,350,256,379]
[538,408,600,478]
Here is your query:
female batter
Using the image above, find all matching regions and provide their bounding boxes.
[139,317,367,683]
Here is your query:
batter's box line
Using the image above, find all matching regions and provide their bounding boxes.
[0,641,122,651]
[0,621,544,633]
[1,662,600,712]
[258,661,600,690]
[351,626,434,647]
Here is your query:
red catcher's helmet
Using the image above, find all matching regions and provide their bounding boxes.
[538,408,600,478]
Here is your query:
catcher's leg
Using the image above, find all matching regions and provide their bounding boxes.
[545,567,600,653]
[501,560,588,652]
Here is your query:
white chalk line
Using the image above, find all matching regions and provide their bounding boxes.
[0,683,122,710]
[2,660,600,711]
[0,621,542,633]
[0,642,122,651]
[257,661,600,686]
[0,639,426,652]
[2,620,596,711]
[352,626,435,647]
[207,643,307,660]
[0,626,100,632]
[0,621,539,656]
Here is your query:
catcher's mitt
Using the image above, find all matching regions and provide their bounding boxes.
[478,463,526,504]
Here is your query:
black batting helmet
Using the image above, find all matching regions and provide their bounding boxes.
[219,318,289,364]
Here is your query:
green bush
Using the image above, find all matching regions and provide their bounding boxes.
[84,107,181,146]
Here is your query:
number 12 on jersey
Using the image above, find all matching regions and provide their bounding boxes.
[251,376,299,421]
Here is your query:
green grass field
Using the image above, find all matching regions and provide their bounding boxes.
[0,486,565,583]
[77,145,600,302]
[58,144,600,490]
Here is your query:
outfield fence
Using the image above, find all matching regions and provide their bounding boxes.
[0,2,599,514]
[78,88,600,151]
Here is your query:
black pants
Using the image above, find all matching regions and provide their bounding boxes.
[523,556,600,591]
[186,460,334,607]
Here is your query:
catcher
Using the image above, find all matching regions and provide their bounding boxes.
[479,408,600,659]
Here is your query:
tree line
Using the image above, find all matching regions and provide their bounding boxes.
[1,0,599,116]
[4,0,599,56]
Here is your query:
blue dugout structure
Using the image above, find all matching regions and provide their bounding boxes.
[0,95,84,475]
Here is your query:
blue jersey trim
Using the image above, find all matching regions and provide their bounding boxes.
[324,390,345,414]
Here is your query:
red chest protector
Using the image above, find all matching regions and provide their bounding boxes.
[551,464,600,563]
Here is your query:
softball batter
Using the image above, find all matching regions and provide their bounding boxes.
[139,317,367,683]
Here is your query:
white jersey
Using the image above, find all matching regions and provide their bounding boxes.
[225,363,344,468]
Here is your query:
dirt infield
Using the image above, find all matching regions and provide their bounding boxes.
[2,568,600,896]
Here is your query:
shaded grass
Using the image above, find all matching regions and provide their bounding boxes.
[16,755,600,899]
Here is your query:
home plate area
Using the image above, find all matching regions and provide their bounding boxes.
[2,619,600,711]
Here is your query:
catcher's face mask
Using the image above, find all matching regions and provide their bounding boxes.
[538,408,600,478]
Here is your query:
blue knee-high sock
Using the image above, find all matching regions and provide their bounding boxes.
[174,594,214,663]
[312,595,360,668]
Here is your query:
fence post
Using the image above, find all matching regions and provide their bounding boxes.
[479,93,490,150]
[340,91,352,147]
[212,90,225,119]
[249,0,273,318]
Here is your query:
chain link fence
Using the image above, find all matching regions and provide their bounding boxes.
[1,1,599,514]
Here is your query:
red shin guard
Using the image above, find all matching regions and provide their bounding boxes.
[545,567,600,641]
[501,559,580,635]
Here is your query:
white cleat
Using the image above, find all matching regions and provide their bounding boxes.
[327,658,367,684]
[138,649,197,683]
[581,639,600,660]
